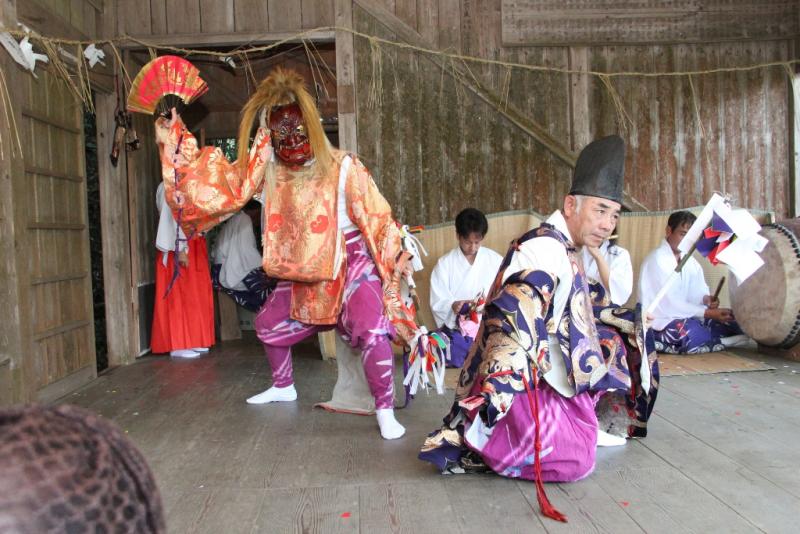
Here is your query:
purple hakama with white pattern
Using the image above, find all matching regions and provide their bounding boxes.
[254,231,396,409]
[654,317,744,354]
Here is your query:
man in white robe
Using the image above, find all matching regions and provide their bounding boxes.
[430,208,502,367]
[211,201,275,311]
[639,210,746,354]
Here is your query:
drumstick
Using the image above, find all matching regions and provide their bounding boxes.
[713,277,726,299]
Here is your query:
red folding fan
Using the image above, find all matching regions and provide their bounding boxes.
[127,55,208,115]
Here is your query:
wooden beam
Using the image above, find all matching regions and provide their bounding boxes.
[353,0,647,210]
[16,0,91,40]
[791,67,800,218]
[120,30,336,49]
[335,0,357,152]
[216,291,242,341]
[0,0,17,26]
[36,365,95,404]
[501,0,800,46]
[24,165,83,182]
[568,47,591,152]
[22,107,81,133]
[96,92,137,366]
[0,51,30,403]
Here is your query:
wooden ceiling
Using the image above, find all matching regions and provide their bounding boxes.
[129,43,338,138]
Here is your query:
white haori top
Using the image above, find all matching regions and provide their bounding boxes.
[212,212,263,291]
[430,244,502,329]
[638,239,709,331]
[155,182,188,266]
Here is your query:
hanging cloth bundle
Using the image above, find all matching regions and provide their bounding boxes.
[403,326,448,396]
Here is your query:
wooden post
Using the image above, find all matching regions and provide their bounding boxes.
[335,0,357,153]
[568,47,591,153]
[96,93,137,366]
[0,51,30,402]
[790,67,800,218]
[216,291,242,341]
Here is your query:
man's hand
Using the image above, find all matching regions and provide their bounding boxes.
[395,251,413,279]
[703,295,720,309]
[177,250,189,268]
[585,245,603,261]
[155,107,180,144]
[451,300,469,315]
[705,307,734,323]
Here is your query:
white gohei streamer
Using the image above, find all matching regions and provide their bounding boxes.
[0,34,48,76]
[403,326,448,396]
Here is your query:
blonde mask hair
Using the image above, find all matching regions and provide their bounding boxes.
[237,67,331,174]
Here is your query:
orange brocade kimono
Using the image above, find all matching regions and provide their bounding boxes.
[155,117,415,344]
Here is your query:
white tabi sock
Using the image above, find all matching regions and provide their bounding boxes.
[597,429,627,447]
[720,335,752,348]
[246,384,298,404]
[191,347,210,353]
[376,408,405,440]
[170,349,199,358]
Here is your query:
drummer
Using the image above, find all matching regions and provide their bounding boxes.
[639,210,748,354]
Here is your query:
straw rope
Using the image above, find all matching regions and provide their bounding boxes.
[1,26,796,79]
[0,25,793,121]
[0,25,795,178]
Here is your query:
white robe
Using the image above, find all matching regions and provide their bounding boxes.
[155,183,187,266]
[581,241,633,306]
[430,245,503,329]
[211,212,263,291]
[638,239,709,331]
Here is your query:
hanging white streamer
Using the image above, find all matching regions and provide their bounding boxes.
[403,326,449,396]
[0,34,48,77]
[399,224,427,273]
[83,43,106,68]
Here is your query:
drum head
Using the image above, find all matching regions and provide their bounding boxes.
[730,220,800,348]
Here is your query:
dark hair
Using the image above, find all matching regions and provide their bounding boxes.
[667,210,697,231]
[243,199,261,212]
[455,208,489,238]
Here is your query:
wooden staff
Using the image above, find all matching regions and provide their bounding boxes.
[713,276,726,300]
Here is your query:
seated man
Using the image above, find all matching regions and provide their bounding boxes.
[639,210,745,354]
[211,199,276,312]
[429,208,503,368]
[419,136,658,522]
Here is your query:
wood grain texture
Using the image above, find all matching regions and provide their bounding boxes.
[502,0,800,46]
[267,0,302,31]
[57,338,800,532]
[200,0,235,33]
[166,0,201,34]
[234,0,269,32]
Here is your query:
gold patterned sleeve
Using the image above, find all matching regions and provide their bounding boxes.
[346,156,417,345]
[345,156,400,281]
[155,116,272,236]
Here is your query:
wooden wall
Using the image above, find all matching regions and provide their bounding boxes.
[16,0,103,39]
[0,0,106,404]
[0,59,97,403]
[127,110,161,356]
[21,67,96,398]
[589,41,792,214]
[116,0,336,37]
[351,0,797,225]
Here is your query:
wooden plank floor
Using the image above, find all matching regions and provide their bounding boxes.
[60,335,800,533]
